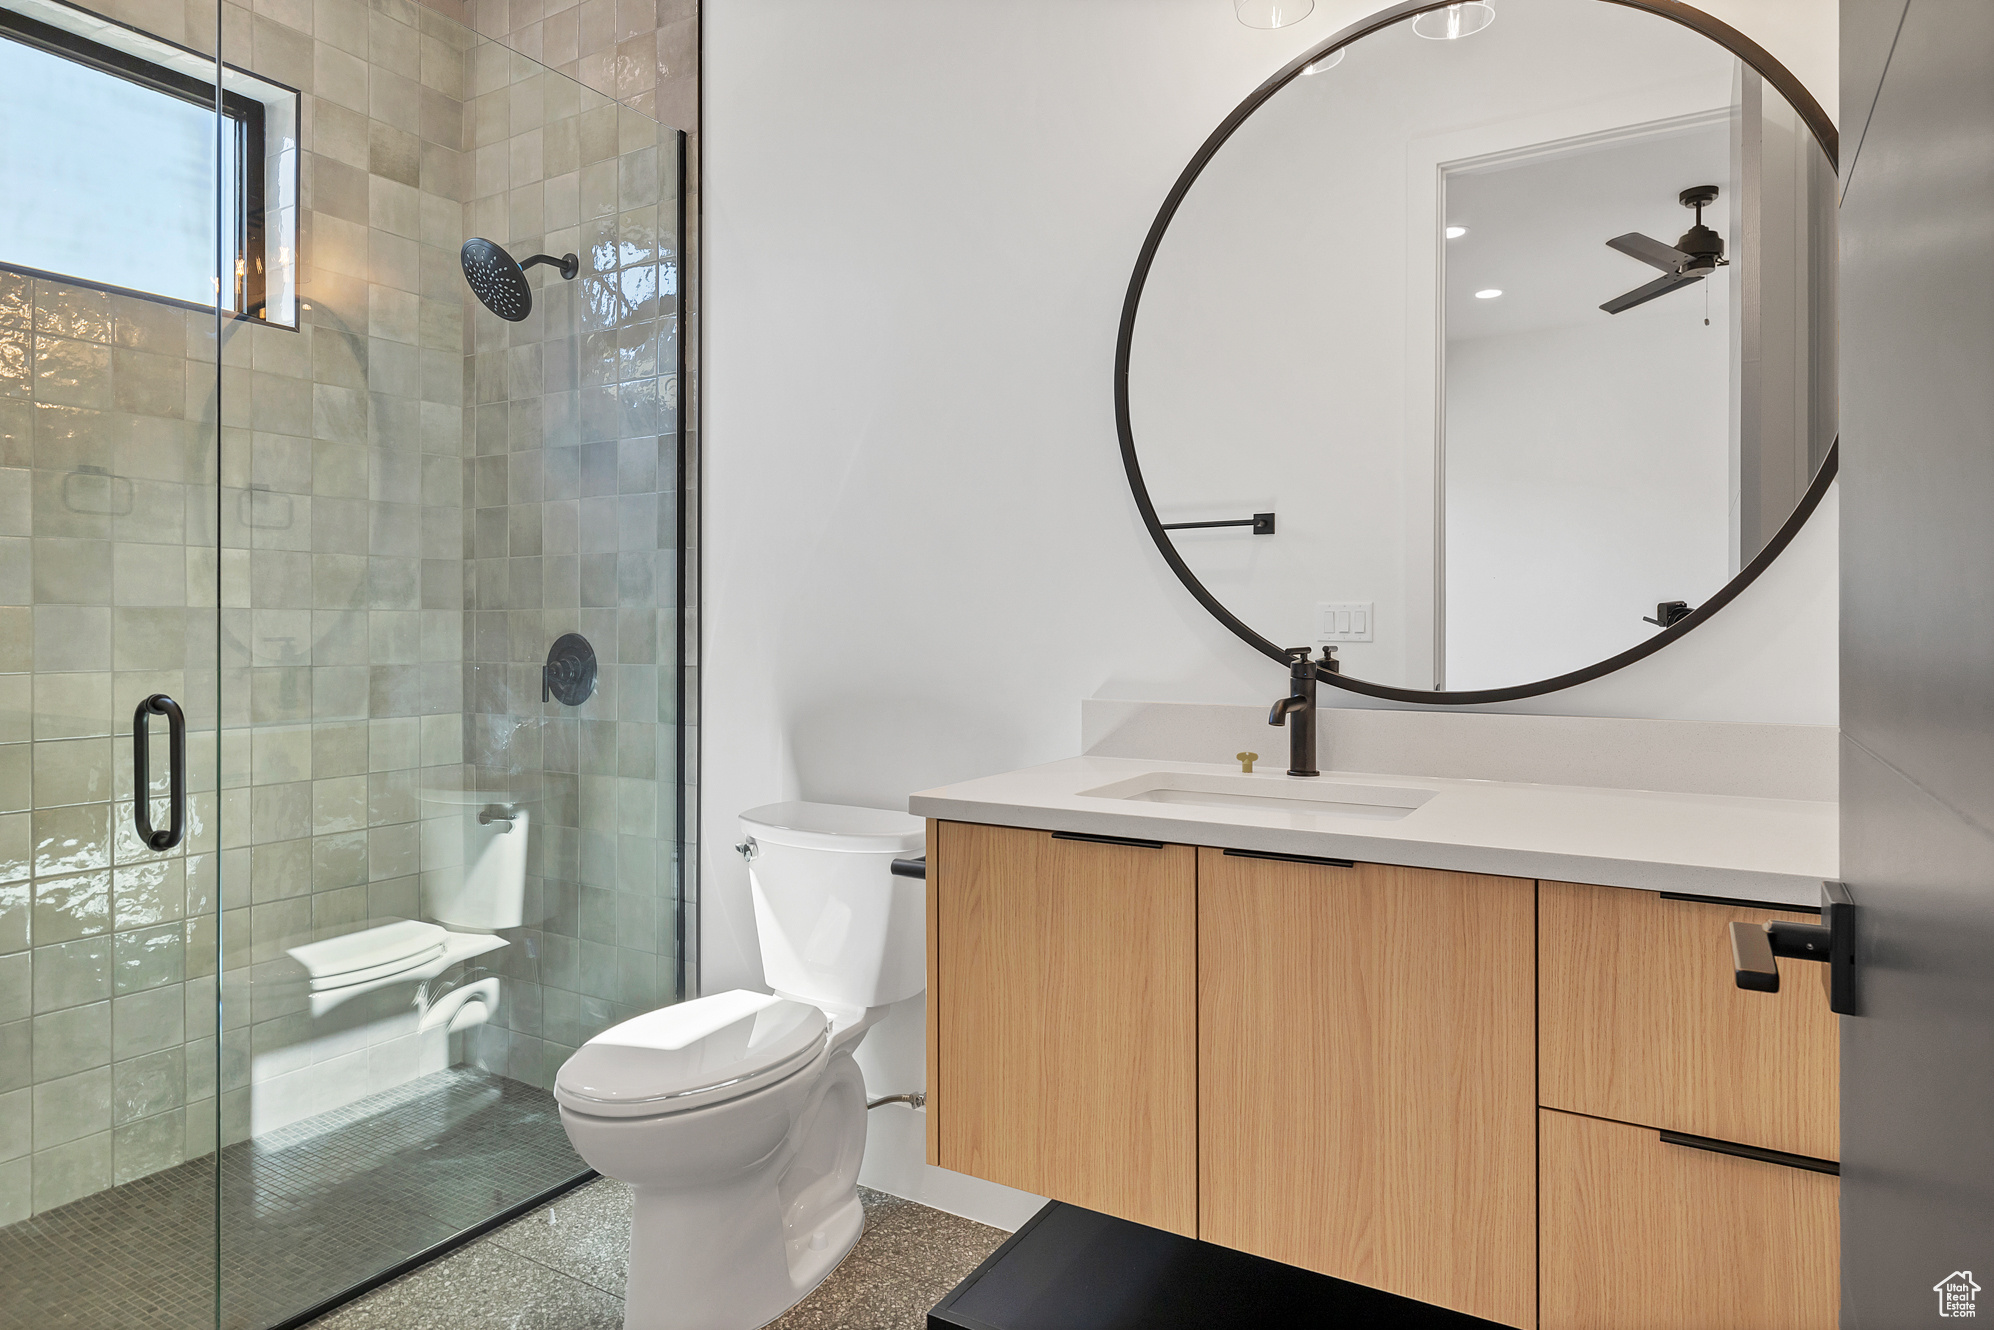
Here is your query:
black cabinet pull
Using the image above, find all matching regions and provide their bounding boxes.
[1222,847,1356,870]
[1658,1129,1839,1176]
[1660,890,1821,914]
[1049,831,1167,850]
[132,694,185,851]
[890,855,927,879]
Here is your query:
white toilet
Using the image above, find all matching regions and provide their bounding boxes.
[555,801,927,1330]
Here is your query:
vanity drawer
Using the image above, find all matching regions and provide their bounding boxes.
[1539,881,1838,1161]
[1539,1108,1838,1330]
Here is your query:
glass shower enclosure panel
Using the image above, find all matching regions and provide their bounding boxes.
[0,0,684,1323]
[212,17,685,1330]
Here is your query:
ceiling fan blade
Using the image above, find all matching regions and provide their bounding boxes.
[1599,267,1706,315]
[1606,232,1692,273]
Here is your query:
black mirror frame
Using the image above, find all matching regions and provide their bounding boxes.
[1115,0,1839,705]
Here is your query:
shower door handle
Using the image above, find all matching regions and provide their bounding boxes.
[132,694,186,851]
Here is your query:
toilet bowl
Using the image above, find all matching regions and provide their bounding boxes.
[557,801,926,1330]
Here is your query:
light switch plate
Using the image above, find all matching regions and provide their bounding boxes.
[1317,601,1374,643]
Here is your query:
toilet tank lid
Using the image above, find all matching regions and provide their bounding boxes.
[739,801,925,853]
[555,990,827,1117]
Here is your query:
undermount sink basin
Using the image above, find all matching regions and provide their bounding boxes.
[1078,771,1436,822]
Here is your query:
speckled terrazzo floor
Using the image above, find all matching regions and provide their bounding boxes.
[303,1182,1010,1330]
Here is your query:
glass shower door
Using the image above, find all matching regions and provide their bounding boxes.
[0,0,684,1319]
[0,0,229,1321]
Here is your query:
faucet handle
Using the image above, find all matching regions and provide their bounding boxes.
[1236,752,1259,773]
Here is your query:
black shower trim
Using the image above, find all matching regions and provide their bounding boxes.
[670,127,693,1007]
[1112,0,1839,707]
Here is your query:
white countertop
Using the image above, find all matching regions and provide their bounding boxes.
[908,756,1837,908]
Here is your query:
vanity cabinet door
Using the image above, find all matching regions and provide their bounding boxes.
[1539,882,1839,1161]
[1540,1108,1839,1330]
[1197,850,1536,1328]
[930,821,1198,1235]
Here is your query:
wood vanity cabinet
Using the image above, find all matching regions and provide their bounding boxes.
[1198,849,1538,1329]
[927,822,1198,1235]
[1537,881,1840,1330]
[925,823,1838,1330]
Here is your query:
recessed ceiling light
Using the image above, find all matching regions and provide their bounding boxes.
[1474,288,1503,299]
[1445,225,1467,239]
[1300,48,1344,74]
[1413,2,1495,40]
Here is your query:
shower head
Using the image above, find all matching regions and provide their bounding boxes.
[460,238,579,322]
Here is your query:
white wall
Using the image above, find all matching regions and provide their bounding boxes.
[703,0,1837,1224]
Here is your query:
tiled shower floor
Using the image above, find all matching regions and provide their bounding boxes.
[0,1067,585,1330]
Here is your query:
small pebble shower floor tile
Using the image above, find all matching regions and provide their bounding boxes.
[305,1183,1010,1330]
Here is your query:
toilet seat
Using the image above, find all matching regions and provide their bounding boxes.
[555,989,828,1120]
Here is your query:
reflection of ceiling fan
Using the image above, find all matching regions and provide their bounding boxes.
[1599,185,1728,314]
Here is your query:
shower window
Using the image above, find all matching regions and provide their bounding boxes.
[0,0,297,322]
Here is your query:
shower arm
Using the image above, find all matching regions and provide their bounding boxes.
[520,253,580,279]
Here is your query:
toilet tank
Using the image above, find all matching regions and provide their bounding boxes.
[740,802,926,1010]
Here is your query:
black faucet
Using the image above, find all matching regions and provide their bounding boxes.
[1267,648,1320,777]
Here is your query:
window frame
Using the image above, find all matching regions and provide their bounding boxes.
[0,2,291,324]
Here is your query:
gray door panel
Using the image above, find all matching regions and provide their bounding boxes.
[1840,0,1994,811]
[1839,0,1909,184]
[1840,0,1994,1324]
[1840,741,1994,1326]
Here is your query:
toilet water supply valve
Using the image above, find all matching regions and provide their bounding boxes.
[867,1092,927,1111]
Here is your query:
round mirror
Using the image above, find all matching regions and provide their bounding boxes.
[1120,0,1837,702]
